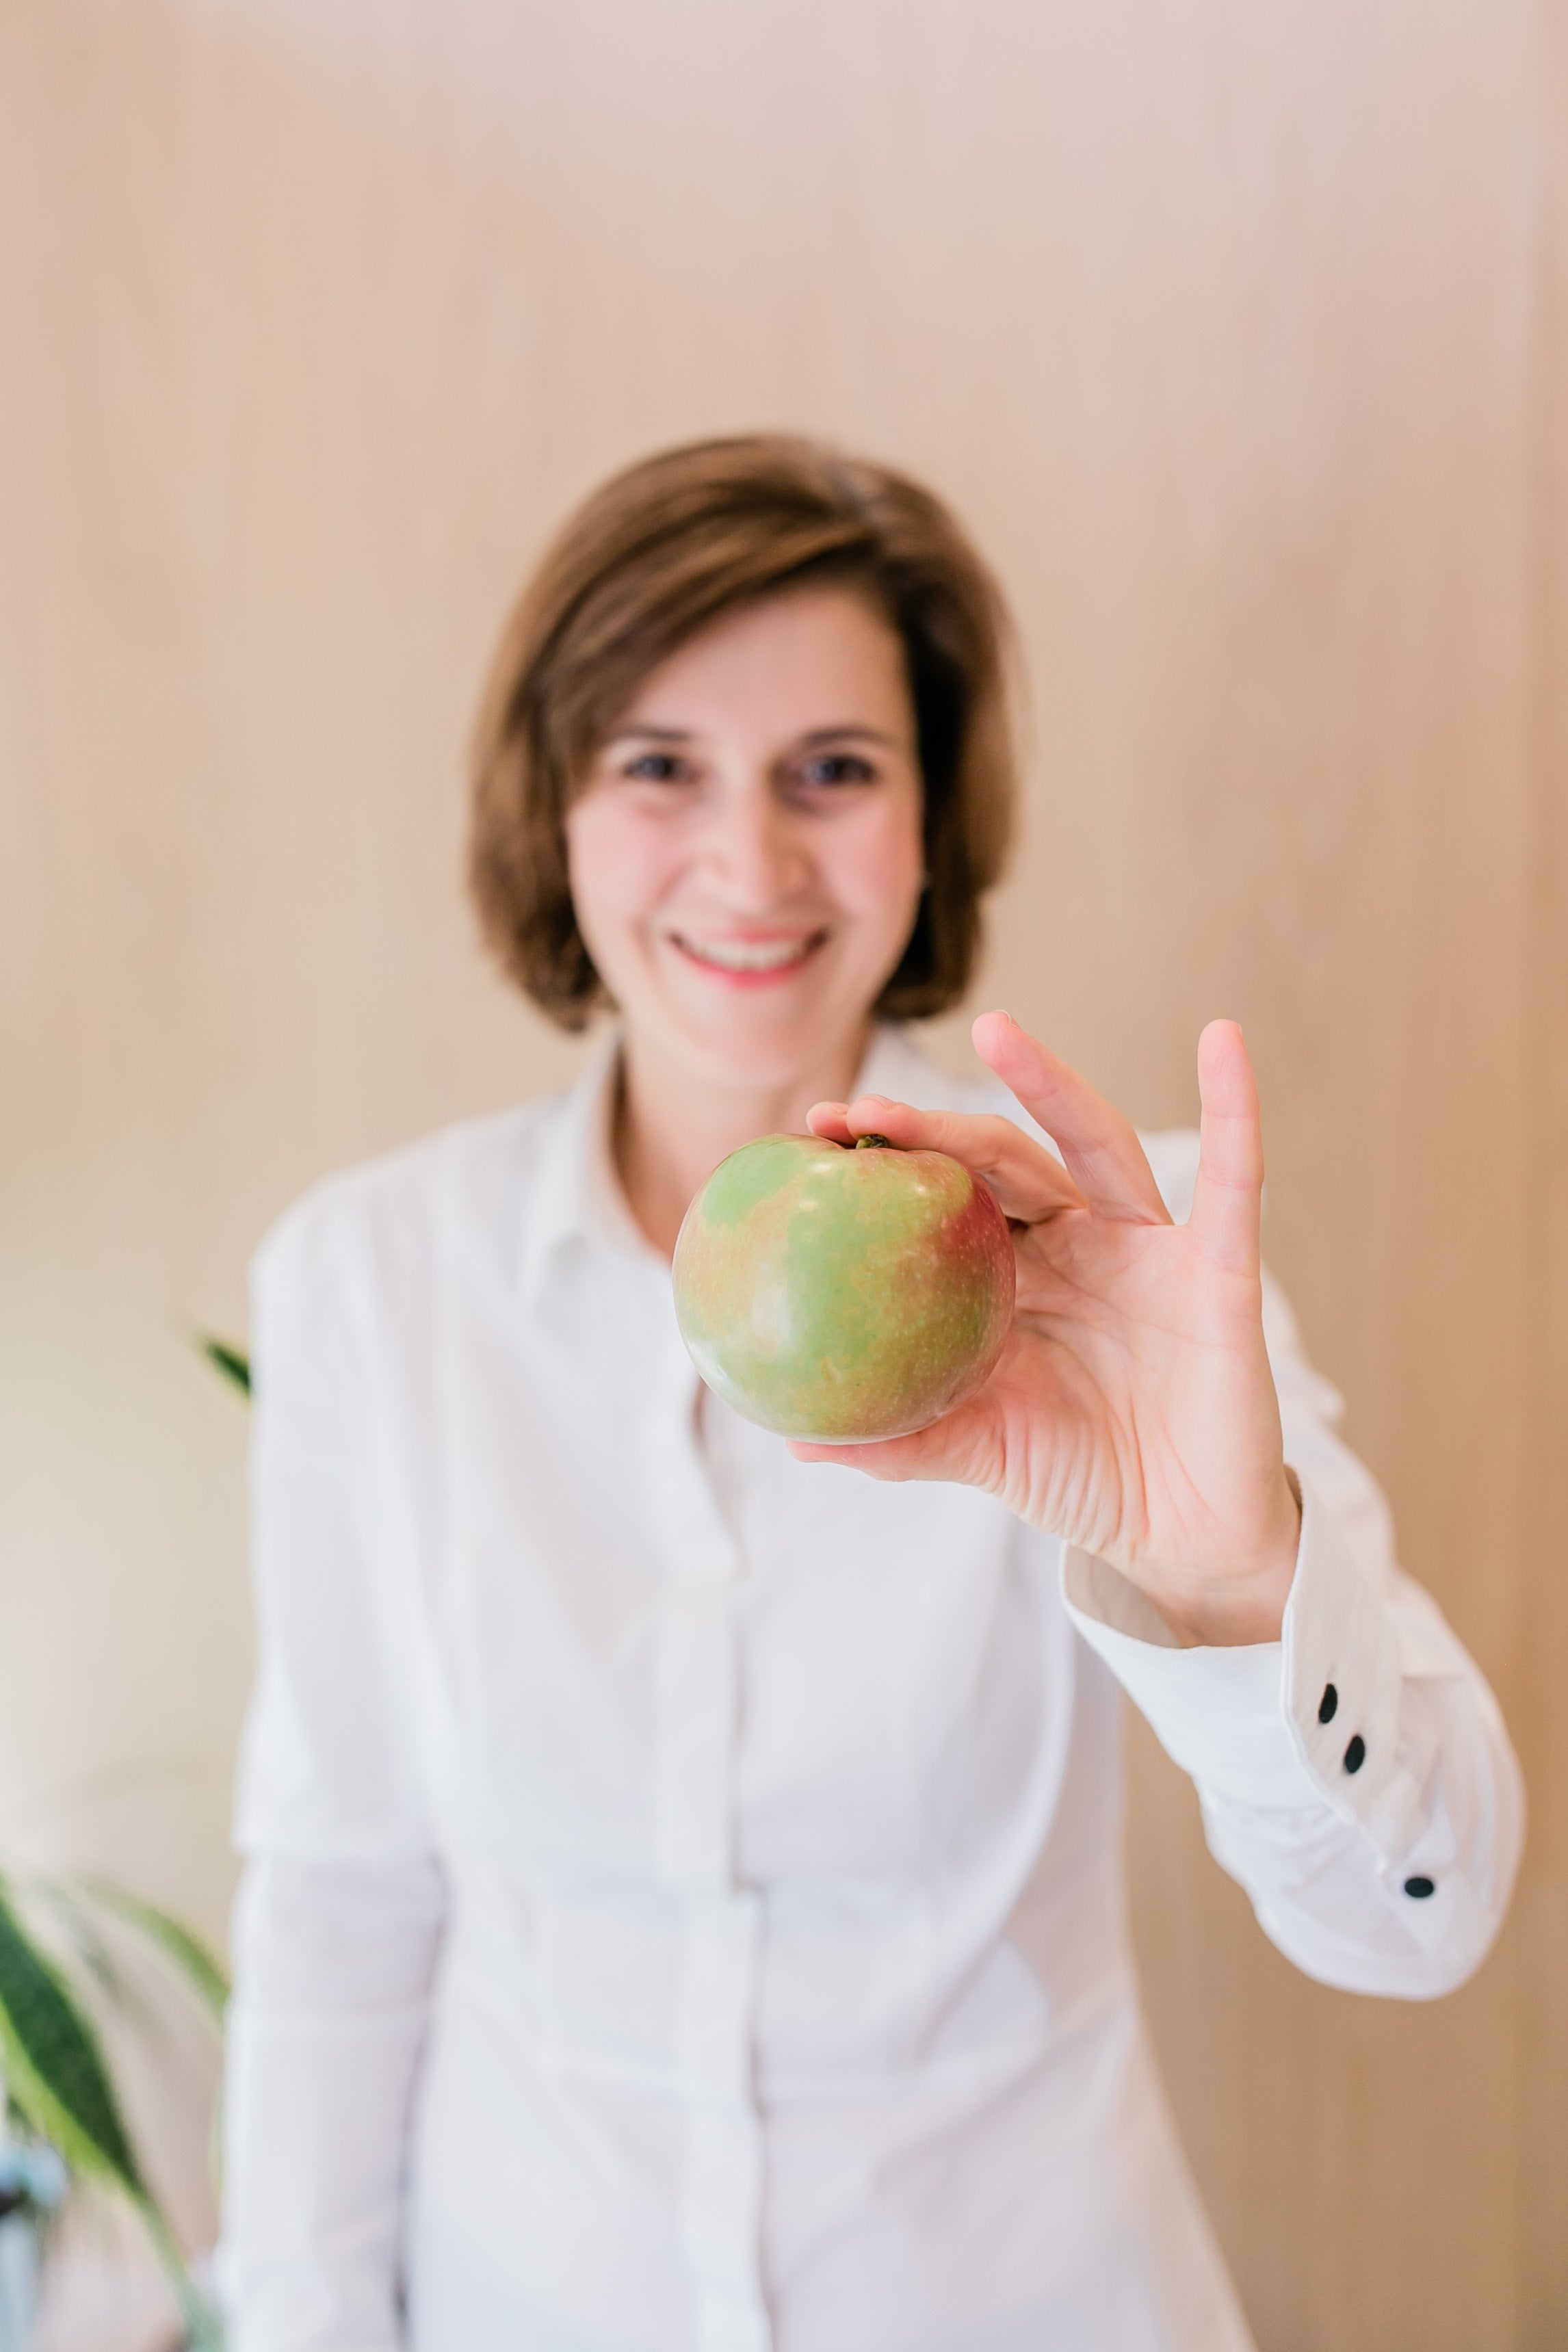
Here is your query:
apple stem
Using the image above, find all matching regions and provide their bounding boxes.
[855,1134,892,1150]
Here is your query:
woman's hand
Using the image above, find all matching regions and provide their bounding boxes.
[798,1011,1302,1648]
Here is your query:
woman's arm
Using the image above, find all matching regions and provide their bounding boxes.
[1058,1249,1523,1996]
[217,1189,444,2350]
[800,1014,1524,1994]
[222,1856,444,2344]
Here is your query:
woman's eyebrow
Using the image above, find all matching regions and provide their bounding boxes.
[796,723,905,748]
[605,721,906,748]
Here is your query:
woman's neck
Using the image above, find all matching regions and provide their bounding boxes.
[614,1021,873,1258]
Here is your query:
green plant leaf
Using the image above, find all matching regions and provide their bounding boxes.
[197,1334,250,1399]
[29,1879,141,2017]
[0,1878,146,2200]
[140,2197,226,2349]
[0,1883,226,2344]
[76,1879,229,2030]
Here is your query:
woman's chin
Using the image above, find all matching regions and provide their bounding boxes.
[646,978,868,1097]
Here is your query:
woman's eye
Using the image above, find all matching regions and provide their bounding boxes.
[798,752,876,788]
[623,751,691,784]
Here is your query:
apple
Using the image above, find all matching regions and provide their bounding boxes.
[672,1132,1015,1443]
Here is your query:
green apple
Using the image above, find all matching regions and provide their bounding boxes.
[672,1132,1015,1443]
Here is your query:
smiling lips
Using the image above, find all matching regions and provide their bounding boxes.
[669,930,828,984]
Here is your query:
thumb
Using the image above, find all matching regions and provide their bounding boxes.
[1187,1020,1264,1276]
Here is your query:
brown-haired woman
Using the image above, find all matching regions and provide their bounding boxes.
[218,436,1521,2352]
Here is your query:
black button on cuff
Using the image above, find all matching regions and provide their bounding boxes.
[1342,1734,1366,1774]
[1318,1682,1339,1724]
[1403,1875,1436,1899]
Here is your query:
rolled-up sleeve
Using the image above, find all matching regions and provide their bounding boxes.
[1062,1239,1524,1999]
[218,1188,445,2350]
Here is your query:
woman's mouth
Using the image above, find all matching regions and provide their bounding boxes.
[667,930,827,984]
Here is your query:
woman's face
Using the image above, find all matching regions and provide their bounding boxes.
[565,586,926,1091]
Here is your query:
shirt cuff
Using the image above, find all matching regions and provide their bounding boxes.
[1060,1471,1407,1835]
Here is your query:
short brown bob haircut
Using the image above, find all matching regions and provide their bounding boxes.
[470,434,1017,1030]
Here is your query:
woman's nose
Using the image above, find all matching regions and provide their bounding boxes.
[701,783,807,906]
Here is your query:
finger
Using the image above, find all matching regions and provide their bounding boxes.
[971,1011,1169,1223]
[789,1434,927,1477]
[1187,1019,1264,1274]
[833,1093,1084,1223]
[788,1395,995,1487]
[806,1101,854,1145]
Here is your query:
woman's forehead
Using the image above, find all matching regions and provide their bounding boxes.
[612,587,913,736]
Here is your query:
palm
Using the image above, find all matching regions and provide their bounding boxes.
[909,1214,1283,1571]
[798,1012,1301,1647]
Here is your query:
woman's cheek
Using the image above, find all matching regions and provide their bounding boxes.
[832,800,924,925]
[567,800,683,932]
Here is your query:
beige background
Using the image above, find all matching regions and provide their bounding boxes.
[2,3,1564,2345]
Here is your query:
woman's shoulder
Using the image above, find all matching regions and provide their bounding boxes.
[877,1025,1201,1221]
[251,1090,572,1300]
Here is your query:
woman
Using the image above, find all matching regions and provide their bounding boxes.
[219,436,1523,2352]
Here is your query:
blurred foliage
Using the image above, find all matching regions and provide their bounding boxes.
[196,1338,250,1401]
[0,1327,252,2342]
[0,1873,227,2345]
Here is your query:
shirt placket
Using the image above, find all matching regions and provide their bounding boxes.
[644,1347,770,2352]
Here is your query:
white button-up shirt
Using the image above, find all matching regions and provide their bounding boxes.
[218,1026,1523,2352]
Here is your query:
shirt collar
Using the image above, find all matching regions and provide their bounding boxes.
[518,1029,653,1306]
[518,1020,942,1309]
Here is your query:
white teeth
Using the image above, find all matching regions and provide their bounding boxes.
[676,935,816,972]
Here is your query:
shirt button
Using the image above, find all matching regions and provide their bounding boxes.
[1318,1683,1339,1725]
[1342,1734,1366,1774]
[1402,1875,1436,1898]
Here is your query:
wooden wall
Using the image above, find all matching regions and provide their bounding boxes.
[1,3,1563,2341]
